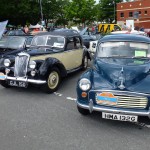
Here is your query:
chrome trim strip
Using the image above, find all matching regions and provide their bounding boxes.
[6,76,46,84]
[18,52,30,57]
[77,101,150,117]
[89,89,150,96]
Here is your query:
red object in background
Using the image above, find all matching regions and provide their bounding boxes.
[33,28,40,32]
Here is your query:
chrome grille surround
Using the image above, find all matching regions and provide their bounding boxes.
[14,52,30,77]
[92,90,148,109]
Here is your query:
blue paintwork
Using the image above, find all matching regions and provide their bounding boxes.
[77,34,150,116]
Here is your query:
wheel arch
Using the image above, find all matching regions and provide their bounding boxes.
[39,57,67,79]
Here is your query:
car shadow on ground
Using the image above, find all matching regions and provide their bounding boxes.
[85,111,150,130]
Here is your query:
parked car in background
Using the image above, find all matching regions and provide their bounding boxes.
[77,34,150,122]
[98,24,122,33]
[79,27,101,49]
[4,30,26,36]
[0,29,91,93]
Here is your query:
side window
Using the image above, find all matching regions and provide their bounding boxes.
[66,37,74,50]
[47,36,57,46]
[74,37,82,49]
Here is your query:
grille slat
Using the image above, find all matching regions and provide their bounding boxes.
[14,53,29,77]
[96,92,148,109]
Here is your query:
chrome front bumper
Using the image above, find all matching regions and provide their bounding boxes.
[6,76,46,84]
[77,100,150,117]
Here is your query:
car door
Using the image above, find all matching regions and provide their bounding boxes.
[60,36,83,70]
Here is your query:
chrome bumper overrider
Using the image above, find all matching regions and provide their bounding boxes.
[77,100,150,117]
[6,76,46,84]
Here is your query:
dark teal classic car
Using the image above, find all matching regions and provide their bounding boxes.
[76,34,150,122]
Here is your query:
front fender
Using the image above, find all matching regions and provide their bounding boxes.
[38,57,67,78]
[77,69,93,103]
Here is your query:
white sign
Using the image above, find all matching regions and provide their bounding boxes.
[126,20,134,30]
[0,20,8,39]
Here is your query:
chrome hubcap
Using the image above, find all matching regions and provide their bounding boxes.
[48,71,59,89]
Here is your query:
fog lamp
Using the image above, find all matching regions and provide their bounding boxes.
[29,61,36,69]
[31,71,36,76]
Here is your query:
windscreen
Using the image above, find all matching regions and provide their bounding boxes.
[0,37,25,49]
[31,35,65,48]
[7,37,26,49]
[97,42,150,58]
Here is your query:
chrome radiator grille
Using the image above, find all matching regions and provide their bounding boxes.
[95,92,148,109]
[115,95,148,109]
[14,53,30,77]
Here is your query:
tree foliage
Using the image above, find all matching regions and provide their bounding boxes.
[65,0,97,25]
[0,0,124,26]
[97,0,122,23]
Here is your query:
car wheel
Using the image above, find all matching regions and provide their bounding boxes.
[77,105,90,115]
[42,67,61,93]
[0,81,10,88]
[82,55,88,70]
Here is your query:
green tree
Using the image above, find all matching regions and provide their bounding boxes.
[0,0,40,26]
[97,0,122,23]
[42,0,70,27]
[65,0,97,26]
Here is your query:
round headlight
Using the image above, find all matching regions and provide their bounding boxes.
[4,59,11,67]
[29,61,36,69]
[79,78,91,91]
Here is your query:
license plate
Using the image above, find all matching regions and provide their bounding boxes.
[102,112,138,122]
[8,80,28,88]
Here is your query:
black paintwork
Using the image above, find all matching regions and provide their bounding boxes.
[0,30,91,81]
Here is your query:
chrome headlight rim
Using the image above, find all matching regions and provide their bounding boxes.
[79,78,91,91]
[29,60,36,69]
[4,59,11,67]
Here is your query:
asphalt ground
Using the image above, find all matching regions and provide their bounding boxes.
[0,61,150,150]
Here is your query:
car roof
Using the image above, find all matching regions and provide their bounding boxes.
[99,34,150,43]
[3,35,33,40]
[35,29,80,37]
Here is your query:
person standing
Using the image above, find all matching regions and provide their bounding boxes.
[24,25,29,33]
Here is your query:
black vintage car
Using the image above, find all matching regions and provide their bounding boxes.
[0,29,91,93]
[77,34,150,122]
[79,27,100,49]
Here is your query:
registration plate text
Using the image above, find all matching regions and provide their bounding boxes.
[8,80,28,88]
[102,112,138,122]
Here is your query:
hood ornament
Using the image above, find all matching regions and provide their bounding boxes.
[118,67,125,90]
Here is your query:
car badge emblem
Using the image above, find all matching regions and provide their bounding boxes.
[118,67,125,90]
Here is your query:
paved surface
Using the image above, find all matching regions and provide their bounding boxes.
[0,64,150,150]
